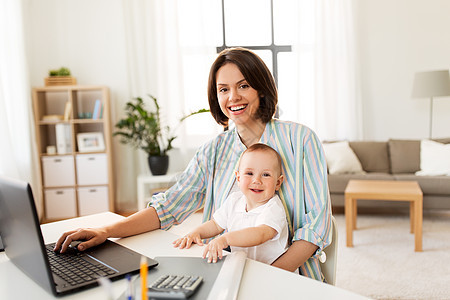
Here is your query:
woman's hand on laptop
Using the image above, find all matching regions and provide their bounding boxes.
[54,227,108,253]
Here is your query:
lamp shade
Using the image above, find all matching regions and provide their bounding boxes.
[411,70,450,98]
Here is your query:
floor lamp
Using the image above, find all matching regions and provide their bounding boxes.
[411,70,450,139]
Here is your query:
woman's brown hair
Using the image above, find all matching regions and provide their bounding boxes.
[207,47,278,126]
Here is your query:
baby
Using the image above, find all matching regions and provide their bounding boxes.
[173,143,289,265]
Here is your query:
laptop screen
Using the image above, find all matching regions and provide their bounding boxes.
[0,176,158,296]
[0,177,56,295]
[0,232,4,251]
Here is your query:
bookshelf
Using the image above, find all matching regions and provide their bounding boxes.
[32,85,115,222]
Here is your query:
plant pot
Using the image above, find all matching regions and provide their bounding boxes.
[148,155,169,175]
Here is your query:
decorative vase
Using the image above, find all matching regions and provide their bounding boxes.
[148,155,169,175]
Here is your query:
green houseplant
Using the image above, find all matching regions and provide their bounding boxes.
[45,67,76,86]
[114,94,208,175]
[49,67,71,76]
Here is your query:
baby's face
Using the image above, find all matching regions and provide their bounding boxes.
[236,151,283,209]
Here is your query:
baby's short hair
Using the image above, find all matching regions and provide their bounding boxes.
[240,143,282,175]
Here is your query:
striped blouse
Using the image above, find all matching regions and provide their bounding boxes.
[149,119,332,280]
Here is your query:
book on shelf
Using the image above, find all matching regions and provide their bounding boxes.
[42,115,63,122]
[63,101,72,121]
[55,124,72,154]
[92,99,101,120]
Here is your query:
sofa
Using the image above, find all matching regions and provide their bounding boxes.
[323,138,450,210]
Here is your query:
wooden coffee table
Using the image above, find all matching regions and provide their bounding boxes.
[344,180,423,251]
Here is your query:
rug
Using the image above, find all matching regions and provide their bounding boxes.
[334,211,450,299]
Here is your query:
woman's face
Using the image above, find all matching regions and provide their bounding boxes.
[216,63,260,126]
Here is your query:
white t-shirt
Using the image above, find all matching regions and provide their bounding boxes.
[213,192,289,265]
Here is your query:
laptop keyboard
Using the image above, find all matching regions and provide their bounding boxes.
[46,244,117,286]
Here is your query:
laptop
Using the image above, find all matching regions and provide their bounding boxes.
[0,176,158,296]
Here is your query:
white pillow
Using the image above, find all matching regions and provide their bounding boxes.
[322,141,365,174]
[415,140,450,176]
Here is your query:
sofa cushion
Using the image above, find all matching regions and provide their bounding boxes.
[349,141,390,173]
[416,139,450,176]
[394,174,450,195]
[322,141,365,174]
[388,139,420,174]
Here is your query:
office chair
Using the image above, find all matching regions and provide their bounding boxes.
[320,215,338,285]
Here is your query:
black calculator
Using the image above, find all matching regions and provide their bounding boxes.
[147,274,203,299]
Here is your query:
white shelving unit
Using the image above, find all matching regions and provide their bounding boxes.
[32,85,115,222]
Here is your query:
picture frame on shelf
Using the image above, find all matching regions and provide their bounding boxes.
[77,132,105,152]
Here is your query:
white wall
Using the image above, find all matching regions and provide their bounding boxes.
[23,0,139,210]
[25,0,127,93]
[355,0,450,140]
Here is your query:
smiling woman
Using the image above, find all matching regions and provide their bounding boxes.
[216,64,261,135]
[54,47,332,282]
[208,48,278,147]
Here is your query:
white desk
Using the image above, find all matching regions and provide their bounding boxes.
[137,173,180,210]
[0,212,368,299]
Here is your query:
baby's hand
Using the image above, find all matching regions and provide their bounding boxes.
[173,232,203,249]
[202,236,228,263]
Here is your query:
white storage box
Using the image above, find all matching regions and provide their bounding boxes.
[78,186,109,216]
[42,156,75,187]
[76,154,108,185]
[45,188,77,219]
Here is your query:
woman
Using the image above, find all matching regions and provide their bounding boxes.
[55,47,332,281]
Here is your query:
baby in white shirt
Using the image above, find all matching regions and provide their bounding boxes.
[173,143,289,266]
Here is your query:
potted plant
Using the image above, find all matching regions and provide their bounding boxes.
[114,94,208,175]
[45,67,77,86]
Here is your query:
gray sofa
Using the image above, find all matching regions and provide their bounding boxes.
[326,138,450,210]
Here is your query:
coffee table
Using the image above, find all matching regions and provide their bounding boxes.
[344,180,423,251]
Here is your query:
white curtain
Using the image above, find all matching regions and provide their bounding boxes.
[119,0,220,207]
[294,0,362,141]
[122,0,185,177]
[0,0,39,207]
[121,0,219,173]
[314,0,362,141]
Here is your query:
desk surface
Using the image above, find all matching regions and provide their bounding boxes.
[0,212,367,299]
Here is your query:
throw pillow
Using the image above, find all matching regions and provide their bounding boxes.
[415,139,450,176]
[388,139,421,174]
[349,141,390,173]
[322,141,365,174]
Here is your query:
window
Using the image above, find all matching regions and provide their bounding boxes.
[174,0,311,148]
[217,0,292,87]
